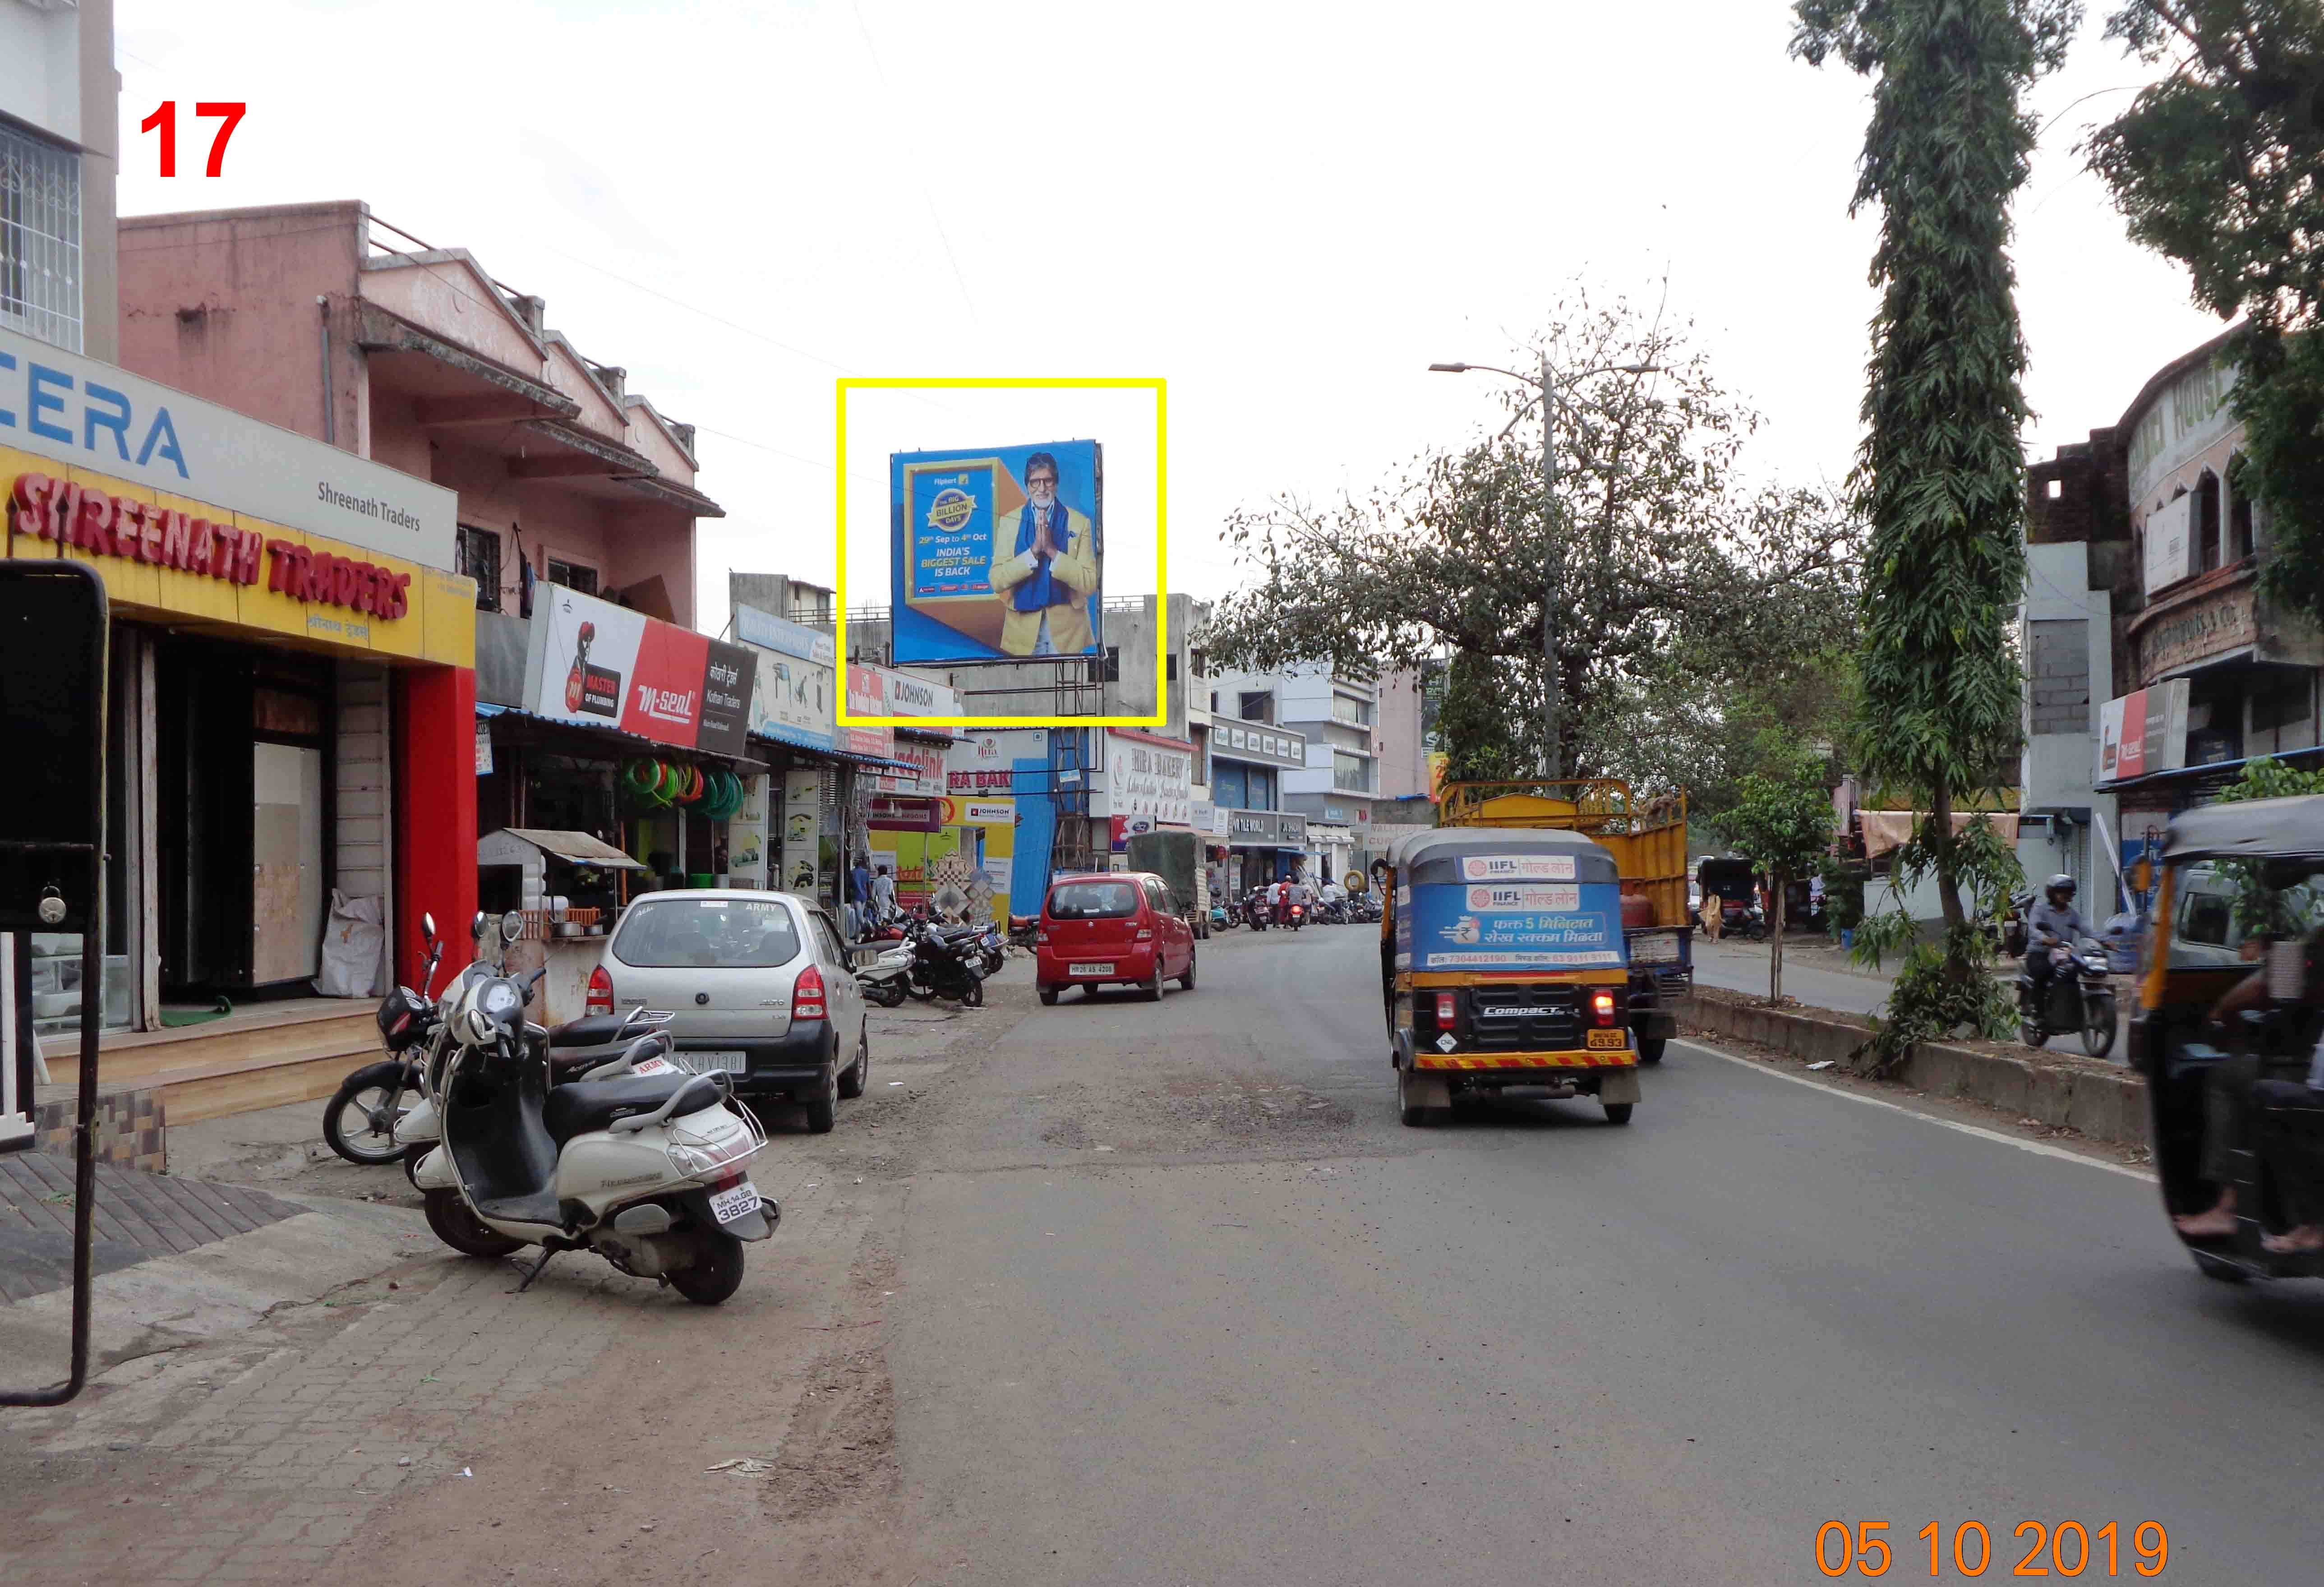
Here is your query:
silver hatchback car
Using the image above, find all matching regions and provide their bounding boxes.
[589,889,867,1132]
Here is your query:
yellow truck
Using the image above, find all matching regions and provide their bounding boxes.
[1437,779,1693,1064]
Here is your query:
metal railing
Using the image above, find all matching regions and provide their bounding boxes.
[0,123,83,351]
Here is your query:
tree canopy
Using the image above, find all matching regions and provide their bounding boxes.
[2085,1,2324,626]
[1203,292,1863,785]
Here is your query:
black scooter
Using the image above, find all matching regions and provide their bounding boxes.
[2018,937,2117,1058]
[906,919,989,1007]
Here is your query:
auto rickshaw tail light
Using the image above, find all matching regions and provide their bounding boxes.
[1434,992,1457,1026]
[1591,990,1618,1026]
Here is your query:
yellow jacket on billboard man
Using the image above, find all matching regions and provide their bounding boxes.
[987,493,1097,657]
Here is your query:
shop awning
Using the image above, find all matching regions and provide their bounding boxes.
[497,828,650,870]
[477,703,765,771]
[745,729,912,771]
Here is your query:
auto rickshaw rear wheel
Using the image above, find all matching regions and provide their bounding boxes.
[1637,1038,1666,1066]
[1602,1103,1634,1126]
[1396,1064,1441,1127]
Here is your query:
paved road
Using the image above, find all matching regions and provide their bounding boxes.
[887,922,2324,1585]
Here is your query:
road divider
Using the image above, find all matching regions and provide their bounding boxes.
[1678,986,2150,1149]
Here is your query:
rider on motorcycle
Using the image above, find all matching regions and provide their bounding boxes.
[2025,873,2089,1012]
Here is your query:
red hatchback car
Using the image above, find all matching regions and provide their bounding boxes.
[1035,872,1197,1005]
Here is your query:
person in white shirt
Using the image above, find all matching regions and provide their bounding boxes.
[870,865,898,924]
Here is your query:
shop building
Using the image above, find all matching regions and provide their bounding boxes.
[2,322,475,1035]
[1,0,119,359]
[1211,660,1381,867]
[733,599,916,928]
[2027,329,2324,899]
[115,202,723,984]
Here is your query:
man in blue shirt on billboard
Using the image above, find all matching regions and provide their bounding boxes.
[989,451,1098,656]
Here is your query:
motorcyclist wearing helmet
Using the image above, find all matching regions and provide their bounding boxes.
[2025,873,2090,1016]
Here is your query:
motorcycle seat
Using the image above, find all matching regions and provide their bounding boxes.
[543,1014,632,1050]
[542,1072,698,1143]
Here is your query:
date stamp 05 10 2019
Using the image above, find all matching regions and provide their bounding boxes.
[1816,1520,2171,1578]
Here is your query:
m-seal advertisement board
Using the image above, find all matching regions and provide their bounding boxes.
[523,585,756,754]
[890,440,1102,664]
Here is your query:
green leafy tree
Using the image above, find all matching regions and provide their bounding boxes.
[1204,292,1863,778]
[1434,651,1539,782]
[1793,0,2077,1034]
[2085,1,2324,626]
[1722,733,1839,1004]
[2215,756,2324,935]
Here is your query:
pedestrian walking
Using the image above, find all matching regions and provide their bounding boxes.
[872,863,898,925]
[1701,890,1723,941]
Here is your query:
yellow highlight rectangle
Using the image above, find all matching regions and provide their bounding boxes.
[835,377,1167,729]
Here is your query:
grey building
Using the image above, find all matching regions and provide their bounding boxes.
[1,0,118,358]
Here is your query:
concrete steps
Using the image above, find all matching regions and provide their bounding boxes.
[48,1004,381,1126]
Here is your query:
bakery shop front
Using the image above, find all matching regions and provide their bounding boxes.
[2,324,473,1031]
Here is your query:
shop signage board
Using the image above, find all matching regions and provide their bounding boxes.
[890,439,1103,664]
[947,728,1049,792]
[2096,678,2192,784]
[2142,494,2195,596]
[1104,729,1194,829]
[522,585,756,754]
[780,769,823,895]
[2137,580,2258,683]
[944,798,1017,826]
[474,720,494,776]
[879,735,949,795]
[1210,721,1307,769]
[4,452,474,666]
[1190,799,1227,837]
[1,325,457,568]
[727,775,769,889]
[735,602,836,752]
[1227,808,1307,848]
[839,664,900,761]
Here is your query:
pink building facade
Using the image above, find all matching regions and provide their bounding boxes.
[115,201,715,628]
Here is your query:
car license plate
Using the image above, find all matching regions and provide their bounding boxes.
[709,1182,762,1224]
[683,1050,748,1072]
[1069,962,1115,977]
[1586,1029,1628,1051]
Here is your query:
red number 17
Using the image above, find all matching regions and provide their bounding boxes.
[138,101,248,178]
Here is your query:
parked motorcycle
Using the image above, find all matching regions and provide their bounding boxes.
[1210,901,1235,933]
[1007,913,1040,950]
[855,940,916,1007]
[390,912,673,1183]
[410,936,774,1305]
[323,913,452,1167]
[903,918,990,1006]
[2017,937,2117,1058]
[976,924,1006,978]
[1246,892,1275,931]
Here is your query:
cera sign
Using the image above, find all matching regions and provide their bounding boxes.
[1,324,456,567]
[521,585,755,755]
[11,473,411,618]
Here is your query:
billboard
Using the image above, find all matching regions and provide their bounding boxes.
[736,603,836,752]
[890,440,1102,664]
[521,585,755,756]
[2095,678,2191,786]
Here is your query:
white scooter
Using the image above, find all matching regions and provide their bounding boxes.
[392,913,674,1180]
[411,942,774,1305]
[853,941,915,1008]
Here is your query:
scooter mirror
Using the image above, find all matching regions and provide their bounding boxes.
[421,912,437,945]
[472,911,489,942]
[500,909,526,947]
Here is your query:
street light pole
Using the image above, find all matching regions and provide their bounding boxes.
[1428,357,1659,784]
[1540,346,1559,780]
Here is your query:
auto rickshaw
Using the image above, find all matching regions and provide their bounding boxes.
[2130,794,2324,1283]
[1379,826,1641,1127]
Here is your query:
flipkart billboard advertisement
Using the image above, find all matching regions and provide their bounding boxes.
[891,440,1102,664]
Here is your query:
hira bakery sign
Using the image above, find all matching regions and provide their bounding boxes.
[10,472,410,618]
[522,585,755,756]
